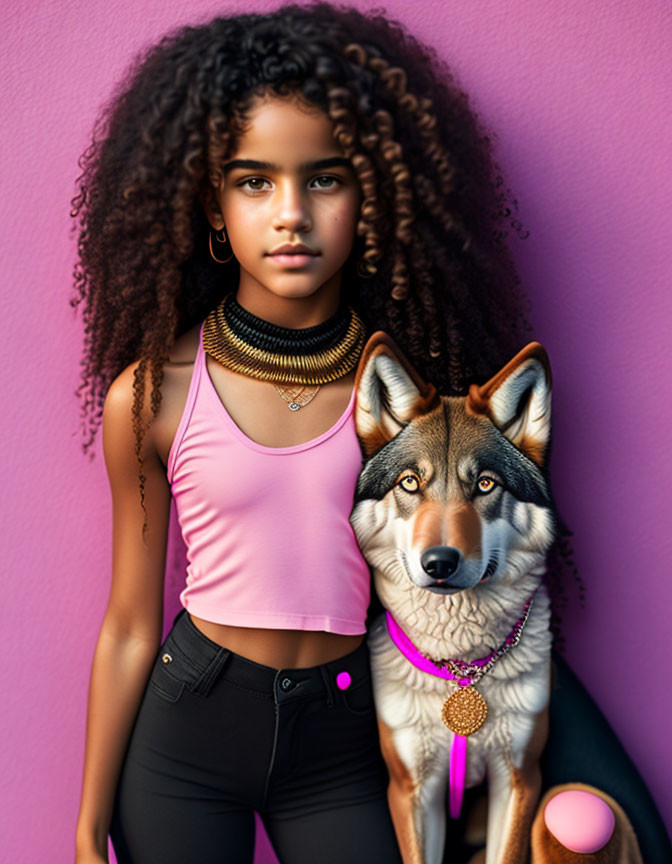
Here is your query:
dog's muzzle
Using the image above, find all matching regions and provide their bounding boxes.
[420,546,496,592]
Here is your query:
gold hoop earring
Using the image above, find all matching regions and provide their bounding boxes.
[209,226,234,263]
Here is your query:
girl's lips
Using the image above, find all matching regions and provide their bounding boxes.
[267,253,318,267]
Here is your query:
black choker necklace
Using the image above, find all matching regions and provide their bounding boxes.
[223,293,351,355]
[202,293,366,392]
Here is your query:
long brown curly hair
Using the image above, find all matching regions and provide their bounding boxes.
[70,1,577,634]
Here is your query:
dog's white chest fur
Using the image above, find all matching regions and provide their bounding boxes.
[369,584,552,790]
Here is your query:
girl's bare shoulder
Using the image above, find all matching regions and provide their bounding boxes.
[104,323,201,410]
[103,322,203,466]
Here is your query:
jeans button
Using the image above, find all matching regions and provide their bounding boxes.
[280,676,293,692]
[336,671,352,690]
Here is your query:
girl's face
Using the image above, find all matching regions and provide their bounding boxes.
[204,92,362,310]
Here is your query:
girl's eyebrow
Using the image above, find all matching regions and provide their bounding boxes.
[222,157,352,175]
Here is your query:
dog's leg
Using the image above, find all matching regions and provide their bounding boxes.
[378,718,450,864]
[414,764,449,864]
[485,758,541,864]
[378,718,425,864]
[484,707,548,864]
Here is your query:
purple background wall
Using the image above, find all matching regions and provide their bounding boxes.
[2,1,670,861]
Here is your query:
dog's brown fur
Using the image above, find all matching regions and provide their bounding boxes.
[378,718,424,864]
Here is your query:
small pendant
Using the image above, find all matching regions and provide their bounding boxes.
[441,686,488,736]
[274,384,320,410]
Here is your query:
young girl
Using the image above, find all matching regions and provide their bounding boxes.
[72,4,658,863]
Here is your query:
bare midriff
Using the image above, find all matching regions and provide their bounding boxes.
[188,613,364,669]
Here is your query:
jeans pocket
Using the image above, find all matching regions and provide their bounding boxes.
[340,675,376,716]
[148,655,185,702]
[148,630,229,703]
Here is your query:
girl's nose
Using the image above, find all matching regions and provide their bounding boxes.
[271,181,312,233]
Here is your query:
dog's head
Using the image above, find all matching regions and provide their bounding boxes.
[350,332,556,601]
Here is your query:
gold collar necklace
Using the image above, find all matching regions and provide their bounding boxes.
[202,293,366,411]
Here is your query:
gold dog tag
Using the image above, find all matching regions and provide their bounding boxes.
[441,686,488,736]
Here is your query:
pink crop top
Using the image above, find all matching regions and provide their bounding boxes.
[165,322,371,635]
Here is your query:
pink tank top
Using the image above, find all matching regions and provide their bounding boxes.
[166,322,371,634]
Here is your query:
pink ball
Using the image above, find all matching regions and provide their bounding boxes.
[544,789,615,853]
[336,671,352,690]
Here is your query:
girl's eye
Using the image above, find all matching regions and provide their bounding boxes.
[311,175,342,189]
[397,472,421,494]
[239,177,270,192]
[237,175,342,192]
[476,477,497,494]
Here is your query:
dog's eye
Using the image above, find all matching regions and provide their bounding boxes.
[476,477,497,494]
[397,472,421,494]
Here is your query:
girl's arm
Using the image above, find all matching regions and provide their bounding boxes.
[75,364,171,862]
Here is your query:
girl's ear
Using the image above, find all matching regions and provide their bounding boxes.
[198,183,225,231]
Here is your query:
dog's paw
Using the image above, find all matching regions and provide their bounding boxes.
[543,789,614,853]
[530,783,643,863]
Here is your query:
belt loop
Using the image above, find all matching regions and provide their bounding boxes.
[319,665,336,707]
[191,647,231,697]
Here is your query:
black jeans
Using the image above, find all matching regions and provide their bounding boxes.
[110,608,403,864]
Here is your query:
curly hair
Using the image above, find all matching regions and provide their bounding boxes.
[70,1,576,632]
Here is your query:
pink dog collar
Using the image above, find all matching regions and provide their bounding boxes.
[385,593,536,819]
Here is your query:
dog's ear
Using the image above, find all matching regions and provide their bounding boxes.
[466,342,552,466]
[354,331,439,457]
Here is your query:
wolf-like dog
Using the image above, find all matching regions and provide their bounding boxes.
[349,331,557,864]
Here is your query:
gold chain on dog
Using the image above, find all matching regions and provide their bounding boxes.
[435,594,536,736]
[385,593,536,738]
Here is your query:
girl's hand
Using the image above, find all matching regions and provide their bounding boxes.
[75,849,108,864]
[74,823,109,863]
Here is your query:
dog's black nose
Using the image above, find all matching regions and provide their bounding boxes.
[421,546,461,579]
